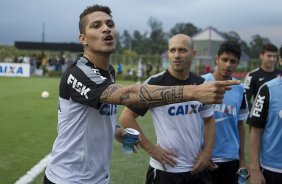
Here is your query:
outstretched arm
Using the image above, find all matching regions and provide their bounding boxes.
[100,80,240,107]
[119,107,177,170]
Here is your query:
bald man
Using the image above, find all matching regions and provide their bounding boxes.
[120,34,215,184]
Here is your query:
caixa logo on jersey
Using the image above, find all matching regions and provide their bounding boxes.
[99,104,117,115]
[251,95,265,118]
[67,74,91,99]
[213,104,235,115]
[168,104,202,116]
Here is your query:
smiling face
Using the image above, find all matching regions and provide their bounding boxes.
[168,34,196,77]
[79,11,117,54]
[260,51,278,71]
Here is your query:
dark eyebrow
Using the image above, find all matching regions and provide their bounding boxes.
[89,18,113,24]
[89,20,101,25]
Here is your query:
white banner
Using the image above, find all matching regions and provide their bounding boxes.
[0,63,30,77]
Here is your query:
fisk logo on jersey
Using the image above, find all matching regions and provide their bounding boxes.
[213,104,235,115]
[99,104,117,115]
[67,74,91,99]
[168,104,202,116]
[251,95,265,117]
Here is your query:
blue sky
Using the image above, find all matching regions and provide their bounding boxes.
[0,0,281,47]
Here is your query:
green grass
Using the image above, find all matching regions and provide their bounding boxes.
[29,109,155,184]
[0,77,60,183]
[0,77,251,184]
[0,77,155,184]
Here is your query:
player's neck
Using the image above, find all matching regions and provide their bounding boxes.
[83,51,110,70]
[261,65,275,72]
[168,68,189,80]
[212,71,231,81]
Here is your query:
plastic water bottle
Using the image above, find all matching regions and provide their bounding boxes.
[122,128,140,154]
[237,167,249,184]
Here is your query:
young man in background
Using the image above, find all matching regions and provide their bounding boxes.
[249,45,282,184]
[244,43,281,125]
[202,41,249,184]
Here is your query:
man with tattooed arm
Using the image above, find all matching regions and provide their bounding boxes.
[44,5,239,184]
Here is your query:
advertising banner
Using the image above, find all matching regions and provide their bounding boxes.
[0,63,30,77]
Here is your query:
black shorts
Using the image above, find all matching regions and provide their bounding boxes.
[44,175,55,184]
[262,168,282,184]
[209,160,239,184]
[145,166,213,184]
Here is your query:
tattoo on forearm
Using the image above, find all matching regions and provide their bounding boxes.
[100,84,184,108]
[119,93,130,104]
[139,85,184,108]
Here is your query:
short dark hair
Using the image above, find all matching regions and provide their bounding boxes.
[260,43,278,54]
[218,41,241,60]
[280,46,282,58]
[79,5,112,34]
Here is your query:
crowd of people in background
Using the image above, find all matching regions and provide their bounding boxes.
[2,53,164,79]
[1,44,280,80]
[2,53,75,75]
[110,61,161,82]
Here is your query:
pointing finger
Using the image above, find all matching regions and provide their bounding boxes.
[218,80,240,86]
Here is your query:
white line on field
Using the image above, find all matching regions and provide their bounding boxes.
[14,154,50,184]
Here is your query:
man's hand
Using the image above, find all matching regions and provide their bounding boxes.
[149,144,177,171]
[250,169,265,184]
[190,80,241,104]
[207,160,218,171]
[191,151,211,174]
[115,127,141,153]
[115,127,126,144]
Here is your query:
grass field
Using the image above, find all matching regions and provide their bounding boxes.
[0,76,250,184]
[0,77,156,184]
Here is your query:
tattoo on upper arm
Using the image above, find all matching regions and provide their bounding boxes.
[100,84,122,103]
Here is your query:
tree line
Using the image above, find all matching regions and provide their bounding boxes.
[0,17,273,64]
[115,17,272,59]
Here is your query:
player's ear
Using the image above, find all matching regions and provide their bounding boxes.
[79,34,87,46]
[215,55,219,65]
[192,49,197,57]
